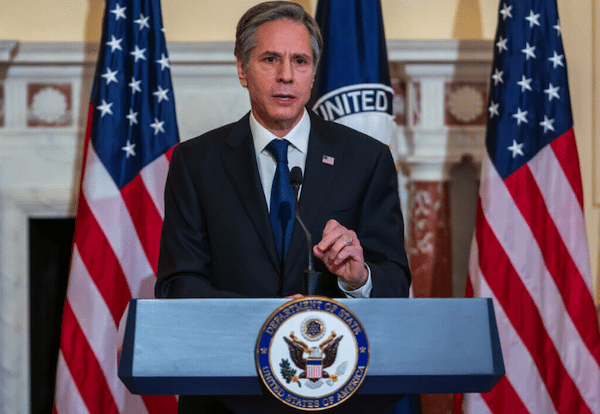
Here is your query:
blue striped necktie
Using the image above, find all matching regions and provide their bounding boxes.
[265,139,295,262]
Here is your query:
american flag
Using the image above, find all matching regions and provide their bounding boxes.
[459,1,600,413]
[306,359,323,379]
[53,0,179,412]
[322,154,335,166]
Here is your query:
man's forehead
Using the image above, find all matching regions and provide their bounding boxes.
[253,18,312,53]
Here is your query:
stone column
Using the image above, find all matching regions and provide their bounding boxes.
[394,59,489,414]
[407,180,452,298]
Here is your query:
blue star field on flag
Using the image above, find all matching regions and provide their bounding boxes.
[91,0,179,189]
[486,1,572,180]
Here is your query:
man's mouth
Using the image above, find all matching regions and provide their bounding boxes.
[274,94,295,101]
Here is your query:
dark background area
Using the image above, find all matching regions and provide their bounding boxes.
[29,218,75,414]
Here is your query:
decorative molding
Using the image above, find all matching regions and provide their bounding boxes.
[387,39,493,63]
[8,41,98,64]
[0,84,4,128]
[445,82,487,126]
[6,41,238,65]
[0,40,17,62]
[27,83,72,127]
[168,41,236,63]
[0,187,73,414]
[396,55,490,181]
[5,39,494,65]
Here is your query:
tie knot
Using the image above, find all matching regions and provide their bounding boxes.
[266,139,289,164]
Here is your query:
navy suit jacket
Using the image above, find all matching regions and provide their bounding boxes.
[155,110,410,299]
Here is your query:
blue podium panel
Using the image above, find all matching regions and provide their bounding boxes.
[119,298,504,395]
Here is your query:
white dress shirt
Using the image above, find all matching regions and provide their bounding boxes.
[249,110,372,298]
[251,110,309,208]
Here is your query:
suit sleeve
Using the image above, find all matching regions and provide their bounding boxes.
[154,145,247,298]
[358,145,411,298]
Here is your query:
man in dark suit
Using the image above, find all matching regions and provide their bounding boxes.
[155,2,410,411]
[155,1,410,301]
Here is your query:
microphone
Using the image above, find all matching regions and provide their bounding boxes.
[290,167,320,296]
[289,166,303,196]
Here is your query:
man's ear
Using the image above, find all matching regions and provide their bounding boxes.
[236,57,248,88]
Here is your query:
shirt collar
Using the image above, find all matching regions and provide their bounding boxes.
[250,109,311,155]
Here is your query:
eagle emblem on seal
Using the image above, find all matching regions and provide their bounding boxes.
[283,331,343,381]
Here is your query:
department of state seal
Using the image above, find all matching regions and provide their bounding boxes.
[256,297,369,411]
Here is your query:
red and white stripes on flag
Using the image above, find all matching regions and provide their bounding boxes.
[54,138,177,414]
[54,0,179,411]
[306,359,324,379]
[460,1,600,413]
[464,131,600,413]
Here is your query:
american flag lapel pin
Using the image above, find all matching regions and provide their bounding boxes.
[322,154,335,166]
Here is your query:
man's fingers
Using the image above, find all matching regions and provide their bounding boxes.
[286,294,304,300]
[322,218,341,233]
[329,233,354,261]
[317,232,359,265]
[316,220,343,251]
[317,220,358,254]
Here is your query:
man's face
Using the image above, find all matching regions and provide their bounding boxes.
[237,18,315,137]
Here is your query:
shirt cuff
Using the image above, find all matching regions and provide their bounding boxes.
[337,263,372,298]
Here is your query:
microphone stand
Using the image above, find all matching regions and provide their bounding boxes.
[290,167,320,296]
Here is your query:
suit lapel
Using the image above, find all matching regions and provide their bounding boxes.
[221,115,280,271]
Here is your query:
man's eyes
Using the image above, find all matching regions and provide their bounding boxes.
[261,56,311,66]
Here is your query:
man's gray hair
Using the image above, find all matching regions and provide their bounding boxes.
[235,1,323,72]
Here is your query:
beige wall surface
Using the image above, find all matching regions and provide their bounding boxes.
[1,0,501,42]
[1,0,599,302]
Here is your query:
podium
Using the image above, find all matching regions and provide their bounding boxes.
[119,298,504,411]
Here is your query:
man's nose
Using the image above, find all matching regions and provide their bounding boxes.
[277,60,293,83]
